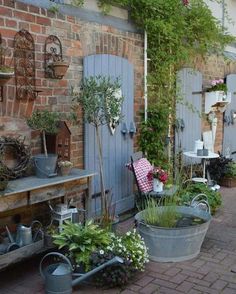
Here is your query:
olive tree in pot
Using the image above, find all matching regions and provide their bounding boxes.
[27,109,61,178]
[71,75,124,225]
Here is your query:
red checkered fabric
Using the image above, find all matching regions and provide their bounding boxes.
[127,158,153,193]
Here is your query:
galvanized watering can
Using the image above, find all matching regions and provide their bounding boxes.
[16,220,42,247]
[40,252,123,294]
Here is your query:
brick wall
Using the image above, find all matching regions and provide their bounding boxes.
[0,0,144,168]
[194,55,236,152]
[0,0,144,229]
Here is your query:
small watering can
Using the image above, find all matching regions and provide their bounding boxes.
[16,220,42,247]
[40,252,123,294]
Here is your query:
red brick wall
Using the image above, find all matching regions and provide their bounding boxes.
[194,55,236,152]
[0,0,144,167]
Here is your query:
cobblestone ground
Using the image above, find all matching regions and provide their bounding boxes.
[0,187,236,294]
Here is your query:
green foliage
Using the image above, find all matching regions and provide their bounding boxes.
[0,66,14,73]
[225,162,236,177]
[71,75,124,127]
[53,220,111,271]
[48,4,60,14]
[142,197,180,227]
[27,109,60,134]
[139,106,169,167]
[70,0,84,7]
[178,182,222,213]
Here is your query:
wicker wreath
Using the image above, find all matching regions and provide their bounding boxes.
[0,136,31,179]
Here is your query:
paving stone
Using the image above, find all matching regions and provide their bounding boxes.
[159,287,183,294]
[170,273,188,284]
[187,277,211,287]
[228,283,236,289]
[164,267,181,277]
[176,281,193,293]
[193,284,219,294]
[135,276,154,287]
[126,284,142,292]
[211,279,228,291]
[139,283,159,294]
[221,288,236,294]
[153,278,177,289]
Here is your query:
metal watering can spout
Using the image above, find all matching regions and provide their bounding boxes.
[71,256,123,287]
[40,252,123,294]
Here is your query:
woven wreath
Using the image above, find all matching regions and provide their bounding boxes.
[0,136,31,179]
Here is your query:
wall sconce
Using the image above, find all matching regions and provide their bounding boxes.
[45,35,69,79]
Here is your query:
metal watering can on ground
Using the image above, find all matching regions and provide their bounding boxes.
[40,252,123,294]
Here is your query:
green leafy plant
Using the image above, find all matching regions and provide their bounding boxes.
[225,162,236,177]
[27,110,61,157]
[70,0,84,7]
[142,197,180,227]
[139,107,170,168]
[53,220,111,271]
[179,182,222,214]
[71,75,124,222]
[48,4,60,14]
[207,154,232,182]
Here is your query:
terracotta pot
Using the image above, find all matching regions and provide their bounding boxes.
[0,71,14,86]
[51,61,69,78]
[59,166,72,176]
[220,177,236,187]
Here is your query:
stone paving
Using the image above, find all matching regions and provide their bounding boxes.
[0,187,236,293]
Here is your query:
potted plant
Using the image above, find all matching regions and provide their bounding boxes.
[58,160,73,176]
[71,75,124,226]
[220,161,236,187]
[0,43,14,86]
[27,109,61,178]
[49,59,69,79]
[135,197,211,262]
[147,167,168,192]
[44,224,58,247]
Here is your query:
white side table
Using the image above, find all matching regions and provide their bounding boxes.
[183,151,219,181]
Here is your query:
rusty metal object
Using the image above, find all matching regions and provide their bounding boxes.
[44,35,68,79]
[14,29,36,100]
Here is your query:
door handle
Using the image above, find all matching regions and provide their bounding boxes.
[121,122,128,136]
[129,122,136,138]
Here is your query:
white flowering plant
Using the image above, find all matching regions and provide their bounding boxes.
[90,229,149,287]
[58,160,73,168]
[107,229,149,271]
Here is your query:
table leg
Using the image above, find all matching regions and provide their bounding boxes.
[203,159,206,179]
[85,176,92,219]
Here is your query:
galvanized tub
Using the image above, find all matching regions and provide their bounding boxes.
[135,206,211,262]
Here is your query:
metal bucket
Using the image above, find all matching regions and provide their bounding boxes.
[135,206,211,262]
[34,154,58,178]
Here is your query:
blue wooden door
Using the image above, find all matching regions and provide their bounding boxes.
[223,74,236,160]
[176,68,202,164]
[83,54,134,214]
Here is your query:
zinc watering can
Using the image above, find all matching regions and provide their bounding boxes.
[16,220,42,247]
[40,252,123,294]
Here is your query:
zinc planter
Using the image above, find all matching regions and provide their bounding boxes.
[34,154,58,178]
[135,206,211,262]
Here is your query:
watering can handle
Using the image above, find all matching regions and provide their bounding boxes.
[39,252,73,280]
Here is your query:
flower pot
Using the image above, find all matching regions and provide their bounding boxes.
[0,71,14,86]
[153,178,163,192]
[33,154,58,178]
[135,206,211,262]
[0,179,8,191]
[50,61,69,79]
[59,166,72,176]
[220,177,236,187]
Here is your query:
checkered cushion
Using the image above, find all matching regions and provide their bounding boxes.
[127,158,153,193]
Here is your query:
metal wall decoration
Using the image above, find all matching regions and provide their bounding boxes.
[14,29,36,100]
[45,35,68,79]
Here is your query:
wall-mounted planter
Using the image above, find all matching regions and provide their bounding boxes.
[49,61,69,79]
[0,70,14,86]
[205,91,231,113]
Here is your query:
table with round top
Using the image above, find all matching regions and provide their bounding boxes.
[183,151,219,182]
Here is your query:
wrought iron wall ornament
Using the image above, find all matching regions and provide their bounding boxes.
[14,29,36,100]
[44,35,69,79]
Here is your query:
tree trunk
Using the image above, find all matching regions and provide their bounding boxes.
[95,124,107,215]
[42,130,48,157]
